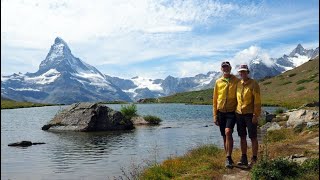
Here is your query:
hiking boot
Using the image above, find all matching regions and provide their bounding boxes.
[237,155,248,166]
[225,157,234,168]
[249,157,257,167]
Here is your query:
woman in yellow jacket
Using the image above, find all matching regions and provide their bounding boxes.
[235,64,261,167]
[213,61,240,168]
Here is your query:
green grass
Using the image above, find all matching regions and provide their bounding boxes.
[251,158,301,180]
[251,157,319,180]
[264,129,295,143]
[143,115,162,125]
[274,108,284,114]
[157,89,213,105]
[120,104,138,120]
[296,78,314,84]
[98,101,128,104]
[1,99,58,109]
[140,144,227,179]
[260,57,319,108]
[295,86,306,91]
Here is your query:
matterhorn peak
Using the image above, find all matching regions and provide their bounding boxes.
[54,37,68,45]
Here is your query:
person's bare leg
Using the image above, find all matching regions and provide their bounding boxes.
[222,136,227,153]
[240,136,247,155]
[225,128,233,156]
[251,137,258,157]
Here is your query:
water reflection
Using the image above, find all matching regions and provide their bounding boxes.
[1,104,284,179]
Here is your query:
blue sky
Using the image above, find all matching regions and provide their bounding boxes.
[1,0,319,78]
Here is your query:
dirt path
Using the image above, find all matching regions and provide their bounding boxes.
[222,168,250,180]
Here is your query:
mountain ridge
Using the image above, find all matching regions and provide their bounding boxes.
[1,37,319,103]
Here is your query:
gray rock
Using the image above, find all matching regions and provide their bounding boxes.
[292,157,309,164]
[260,122,281,132]
[306,121,319,128]
[8,141,46,147]
[266,114,276,122]
[42,103,134,131]
[8,141,32,147]
[286,109,319,127]
[293,122,304,132]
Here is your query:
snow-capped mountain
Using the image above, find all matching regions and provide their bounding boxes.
[1,37,131,104]
[1,40,318,103]
[106,44,318,101]
[106,71,221,101]
[275,44,319,70]
[239,44,319,80]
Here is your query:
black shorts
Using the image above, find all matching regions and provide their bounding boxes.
[217,111,236,137]
[236,113,257,138]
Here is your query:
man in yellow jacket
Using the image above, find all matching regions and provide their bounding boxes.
[235,64,261,167]
[213,61,240,168]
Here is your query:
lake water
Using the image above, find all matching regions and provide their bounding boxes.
[1,104,281,179]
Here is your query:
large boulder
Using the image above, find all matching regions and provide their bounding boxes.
[286,109,319,128]
[42,103,134,131]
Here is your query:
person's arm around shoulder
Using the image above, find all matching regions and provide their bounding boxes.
[213,81,219,126]
[252,81,261,124]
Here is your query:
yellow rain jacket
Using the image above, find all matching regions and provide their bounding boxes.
[236,78,261,116]
[213,75,240,119]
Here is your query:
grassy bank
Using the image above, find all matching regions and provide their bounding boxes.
[140,127,319,179]
[259,57,319,108]
[143,89,213,105]
[1,99,59,109]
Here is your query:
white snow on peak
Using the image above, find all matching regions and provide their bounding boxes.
[1,75,9,82]
[123,89,138,98]
[48,43,65,61]
[275,63,293,72]
[131,76,163,91]
[72,72,116,92]
[288,54,310,67]
[9,87,41,92]
[25,69,60,84]
[251,58,262,64]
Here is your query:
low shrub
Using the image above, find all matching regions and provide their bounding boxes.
[275,108,284,114]
[264,128,294,143]
[251,157,301,180]
[258,118,267,127]
[120,104,138,120]
[143,115,162,125]
[296,79,313,84]
[251,157,319,180]
[295,86,306,91]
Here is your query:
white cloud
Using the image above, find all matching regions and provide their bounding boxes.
[1,0,318,78]
[174,46,275,77]
[175,61,217,77]
[231,46,273,67]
